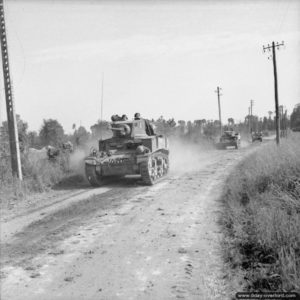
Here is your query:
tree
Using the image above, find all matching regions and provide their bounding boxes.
[290,104,300,129]
[1,114,29,152]
[268,111,273,119]
[27,131,39,148]
[228,118,234,126]
[90,120,110,139]
[39,119,65,147]
[167,118,176,128]
[203,120,219,138]
[187,121,193,135]
[74,126,89,146]
[154,116,176,136]
[262,116,268,131]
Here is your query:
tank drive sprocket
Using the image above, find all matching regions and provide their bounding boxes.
[85,164,102,187]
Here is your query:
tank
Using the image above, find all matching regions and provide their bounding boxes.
[85,116,169,186]
[251,131,263,142]
[216,130,241,149]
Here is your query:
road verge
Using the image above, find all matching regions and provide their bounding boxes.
[220,135,300,294]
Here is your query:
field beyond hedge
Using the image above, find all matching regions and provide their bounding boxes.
[221,135,300,293]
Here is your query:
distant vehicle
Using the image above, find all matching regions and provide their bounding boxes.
[291,127,300,132]
[262,131,269,137]
[84,115,169,186]
[252,132,263,142]
[216,131,240,149]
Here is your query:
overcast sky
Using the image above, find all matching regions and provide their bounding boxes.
[0,0,299,133]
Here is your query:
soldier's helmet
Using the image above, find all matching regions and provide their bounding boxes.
[134,112,141,120]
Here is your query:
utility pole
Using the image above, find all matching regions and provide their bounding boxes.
[250,100,256,131]
[250,99,254,132]
[279,105,283,137]
[215,86,222,136]
[263,41,284,145]
[248,107,251,133]
[0,0,22,179]
[284,109,287,137]
[100,73,104,140]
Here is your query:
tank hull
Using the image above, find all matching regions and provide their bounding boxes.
[216,141,239,149]
[215,131,240,150]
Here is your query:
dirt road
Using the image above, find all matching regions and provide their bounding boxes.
[0,144,260,300]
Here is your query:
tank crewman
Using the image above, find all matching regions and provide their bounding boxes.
[111,114,119,122]
[111,114,124,121]
[134,113,155,136]
[145,119,155,136]
[134,112,141,120]
[111,114,129,121]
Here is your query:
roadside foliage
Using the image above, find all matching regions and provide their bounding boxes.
[221,135,300,293]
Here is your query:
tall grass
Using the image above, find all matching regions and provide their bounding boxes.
[0,153,70,207]
[221,135,300,292]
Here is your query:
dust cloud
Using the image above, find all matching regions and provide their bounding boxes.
[69,139,98,175]
[69,149,86,175]
[240,140,250,148]
[169,138,215,174]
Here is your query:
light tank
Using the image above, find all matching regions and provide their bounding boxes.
[216,130,241,149]
[251,131,263,142]
[85,115,169,186]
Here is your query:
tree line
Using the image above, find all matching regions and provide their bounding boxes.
[1,104,299,156]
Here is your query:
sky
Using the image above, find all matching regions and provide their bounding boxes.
[0,0,299,133]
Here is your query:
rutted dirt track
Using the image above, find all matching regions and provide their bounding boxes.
[1,145,260,300]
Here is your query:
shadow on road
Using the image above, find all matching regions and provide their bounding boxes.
[53,174,146,191]
[53,174,90,190]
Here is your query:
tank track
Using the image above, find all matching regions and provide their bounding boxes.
[85,164,102,187]
[140,152,169,185]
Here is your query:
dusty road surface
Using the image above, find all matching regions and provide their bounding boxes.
[0,143,261,300]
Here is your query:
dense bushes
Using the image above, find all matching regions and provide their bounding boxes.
[0,152,70,206]
[221,135,300,292]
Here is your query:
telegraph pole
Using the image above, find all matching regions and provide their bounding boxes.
[215,86,222,136]
[263,41,284,145]
[279,105,283,137]
[284,109,287,137]
[100,73,104,140]
[248,107,251,133]
[0,0,22,179]
[250,99,254,132]
[101,73,104,124]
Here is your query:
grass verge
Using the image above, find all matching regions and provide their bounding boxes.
[0,153,85,209]
[220,135,300,293]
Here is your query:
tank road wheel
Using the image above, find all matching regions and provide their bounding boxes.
[156,157,164,178]
[162,157,169,174]
[156,156,169,178]
[85,164,102,187]
[140,157,158,185]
